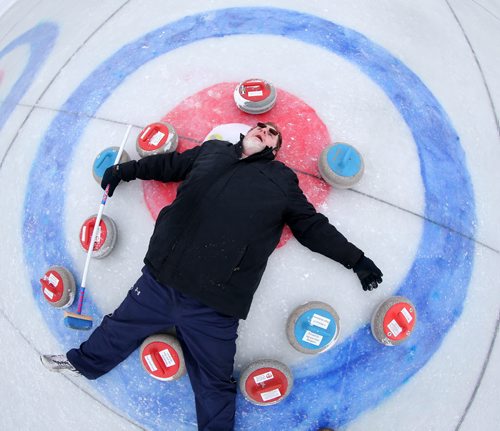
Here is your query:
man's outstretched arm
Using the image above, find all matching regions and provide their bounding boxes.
[101,145,202,196]
[283,170,383,290]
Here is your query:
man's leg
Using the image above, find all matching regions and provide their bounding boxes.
[176,303,239,431]
[66,267,177,379]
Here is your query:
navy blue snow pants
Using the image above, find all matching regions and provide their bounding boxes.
[67,266,239,431]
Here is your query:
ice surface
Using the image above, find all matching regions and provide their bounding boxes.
[0,0,499,430]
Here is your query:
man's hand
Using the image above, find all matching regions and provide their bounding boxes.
[101,164,122,197]
[353,255,383,291]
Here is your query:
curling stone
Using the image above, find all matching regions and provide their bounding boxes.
[371,296,417,346]
[79,214,117,259]
[318,143,364,188]
[286,301,340,354]
[139,334,186,381]
[39,266,75,308]
[92,146,130,184]
[234,78,277,114]
[239,359,293,406]
[136,122,178,158]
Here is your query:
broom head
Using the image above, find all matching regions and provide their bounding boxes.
[64,311,93,330]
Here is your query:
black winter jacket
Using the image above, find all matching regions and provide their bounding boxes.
[118,139,363,319]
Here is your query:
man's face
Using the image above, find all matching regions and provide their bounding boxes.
[242,122,280,157]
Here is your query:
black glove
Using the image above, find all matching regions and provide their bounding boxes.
[353,255,383,291]
[101,164,122,197]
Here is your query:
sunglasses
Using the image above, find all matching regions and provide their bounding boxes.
[256,122,280,137]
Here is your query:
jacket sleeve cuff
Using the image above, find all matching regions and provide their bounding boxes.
[351,252,365,271]
[117,160,137,182]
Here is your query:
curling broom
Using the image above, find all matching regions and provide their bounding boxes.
[64,125,132,330]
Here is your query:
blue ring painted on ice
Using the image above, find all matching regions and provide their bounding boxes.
[0,23,58,131]
[22,7,475,430]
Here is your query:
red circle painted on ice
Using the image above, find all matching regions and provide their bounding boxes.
[143,82,332,248]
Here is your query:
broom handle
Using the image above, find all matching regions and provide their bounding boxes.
[77,125,132,314]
